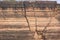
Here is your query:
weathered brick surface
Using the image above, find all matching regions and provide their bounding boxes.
[0,1,59,40]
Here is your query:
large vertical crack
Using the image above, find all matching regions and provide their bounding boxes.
[22,2,30,31]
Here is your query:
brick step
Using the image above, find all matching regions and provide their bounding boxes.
[0,25,60,31]
[44,33,60,39]
[0,30,34,40]
[0,30,60,40]
[41,38,60,40]
[0,25,28,29]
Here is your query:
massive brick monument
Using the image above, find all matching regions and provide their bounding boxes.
[0,1,60,40]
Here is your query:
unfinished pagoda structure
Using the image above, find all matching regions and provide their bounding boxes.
[0,1,60,40]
